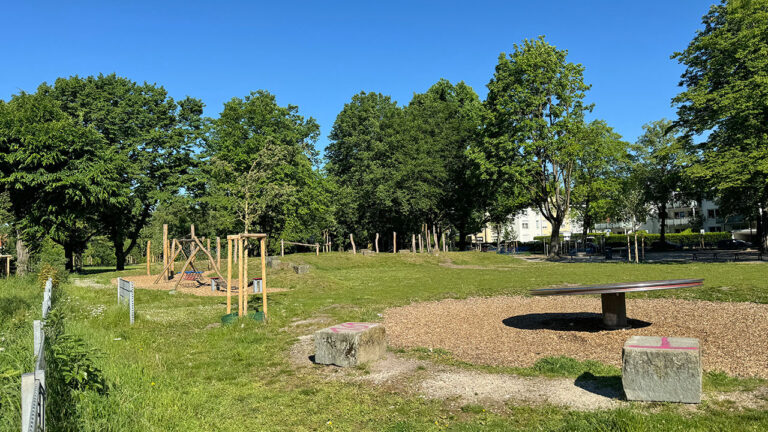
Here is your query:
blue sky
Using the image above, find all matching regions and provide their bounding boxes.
[0,1,712,151]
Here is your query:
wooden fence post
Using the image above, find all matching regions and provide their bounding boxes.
[316,244,320,256]
[393,232,397,253]
[350,234,356,254]
[412,234,415,253]
[281,239,284,257]
[162,224,168,279]
[216,237,221,270]
[375,233,379,253]
[419,234,423,253]
[442,232,446,252]
[146,240,151,275]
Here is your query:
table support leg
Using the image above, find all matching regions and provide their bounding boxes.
[601,293,627,328]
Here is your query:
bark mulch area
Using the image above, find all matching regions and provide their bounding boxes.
[384,296,768,378]
[113,273,287,297]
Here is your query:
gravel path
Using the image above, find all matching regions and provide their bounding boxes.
[384,296,768,378]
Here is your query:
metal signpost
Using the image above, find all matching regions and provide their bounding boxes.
[117,277,135,325]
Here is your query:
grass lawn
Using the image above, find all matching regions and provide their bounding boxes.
[3,252,768,431]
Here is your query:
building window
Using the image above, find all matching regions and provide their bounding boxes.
[522,222,529,229]
[709,226,722,232]
[708,209,718,219]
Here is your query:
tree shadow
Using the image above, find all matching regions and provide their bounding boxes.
[574,372,624,399]
[502,313,651,332]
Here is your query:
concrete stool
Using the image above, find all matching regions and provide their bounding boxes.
[360,249,374,256]
[293,264,310,274]
[314,322,386,367]
[622,336,701,403]
[266,257,281,269]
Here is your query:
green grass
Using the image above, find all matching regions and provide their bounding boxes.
[3,252,768,431]
[0,276,43,431]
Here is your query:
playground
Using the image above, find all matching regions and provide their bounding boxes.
[5,251,768,430]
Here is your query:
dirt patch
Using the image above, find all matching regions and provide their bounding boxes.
[384,296,768,378]
[113,273,287,297]
[72,278,109,288]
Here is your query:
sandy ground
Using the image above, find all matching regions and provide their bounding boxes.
[383,296,768,378]
[113,272,287,297]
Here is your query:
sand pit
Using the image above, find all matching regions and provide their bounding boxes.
[384,296,768,378]
[114,273,287,297]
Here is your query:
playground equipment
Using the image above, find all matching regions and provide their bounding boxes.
[153,225,226,291]
[0,254,11,278]
[226,233,268,319]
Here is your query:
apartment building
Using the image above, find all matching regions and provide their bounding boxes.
[471,207,582,244]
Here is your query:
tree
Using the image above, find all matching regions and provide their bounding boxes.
[0,92,121,271]
[403,79,487,250]
[672,0,768,250]
[41,74,203,270]
[636,119,688,243]
[326,92,408,248]
[203,90,328,248]
[617,169,651,263]
[571,120,629,245]
[476,36,592,256]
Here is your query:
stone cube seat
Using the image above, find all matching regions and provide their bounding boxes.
[622,336,701,403]
[293,264,310,274]
[314,322,386,367]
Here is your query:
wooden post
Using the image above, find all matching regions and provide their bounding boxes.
[162,224,168,279]
[433,231,439,256]
[375,233,379,253]
[234,236,238,263]
[626,234,632,262]
[426,228,431,253]
[146,240,151,275]
[170,239,177,277]
[172,245,199,291]
[316,243,319,256]
[227,239,232,314]
[281,239,284,257]
[419,234,423,253]
[350,234,356,254]
[191,224,195,238]
[412,234,416,253]
[393,232,397,253]
[238,237,244,316]
[442,232,446,252]
[216,237,221,270]
[244,239,249,315]
[260,236,268,319]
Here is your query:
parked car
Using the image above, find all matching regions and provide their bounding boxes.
[650,240,683,251]
[717,239,752,250]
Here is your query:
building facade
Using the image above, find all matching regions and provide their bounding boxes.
[471,207,582,244]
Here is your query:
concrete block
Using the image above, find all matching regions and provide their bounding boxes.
[622,336,701,403]
[266,257,281,269]
[314,322,386,367]
[293,264,310,274]
[360,249,374,256]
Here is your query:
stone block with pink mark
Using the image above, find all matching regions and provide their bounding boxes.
[314,322,386,367]
[622,336,701,403]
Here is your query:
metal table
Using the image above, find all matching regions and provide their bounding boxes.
[530,279,703,329]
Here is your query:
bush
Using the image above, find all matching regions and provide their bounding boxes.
[37,262,68,290]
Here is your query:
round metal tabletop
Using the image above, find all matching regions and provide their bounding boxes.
[530,279,704,296]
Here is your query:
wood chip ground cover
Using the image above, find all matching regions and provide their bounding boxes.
[384,296,768,378]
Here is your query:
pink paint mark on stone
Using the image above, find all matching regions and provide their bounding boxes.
[627,337,699,350]
[329,322,373,333]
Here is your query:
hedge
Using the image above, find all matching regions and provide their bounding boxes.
[534,232,732,248]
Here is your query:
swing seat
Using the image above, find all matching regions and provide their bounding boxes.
[181,271,203,281]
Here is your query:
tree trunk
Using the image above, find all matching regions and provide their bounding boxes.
[64,244,74,271]
[634,233,639,264]
[582,198,591,252]
[114,234,127,271]
[548,220,563,257]
[15,232,30,276]
[626,234,632,262]
[659,203,668,243]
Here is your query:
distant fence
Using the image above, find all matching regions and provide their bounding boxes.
[21,277,52,432]
[117,277,135,325]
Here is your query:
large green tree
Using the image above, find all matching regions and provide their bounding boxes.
[40,74,203,270]
[475,37,592,256]
[571,120,629,243]
[203,90,329,249]
[403,79,487,249]
[673,0,768,249]
[0,92,121,271]
[326,92,409,248]
[636,119,689,243]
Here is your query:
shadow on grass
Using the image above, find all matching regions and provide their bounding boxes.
[574,372,624,400]
[502,313,651,332]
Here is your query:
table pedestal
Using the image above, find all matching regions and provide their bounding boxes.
[601,293,627,328]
